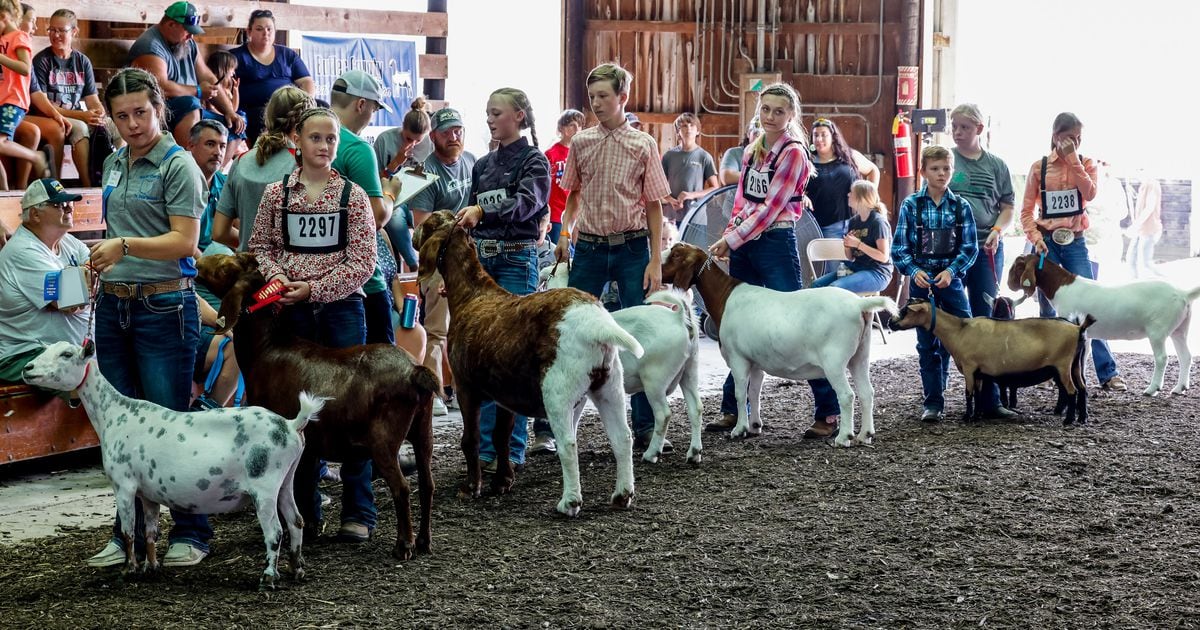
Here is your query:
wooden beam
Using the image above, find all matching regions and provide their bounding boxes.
[586,20,886,36]
[418,54,447,80]
[25,0,447,38]
[0,191,105,236]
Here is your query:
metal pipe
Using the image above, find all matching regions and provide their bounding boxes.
[718,0,739,100]
[756,0,766,72]
[722,0,743,99]
[802,0,884,109]
[770,0,778,72]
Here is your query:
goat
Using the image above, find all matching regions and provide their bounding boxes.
[980,293,1068,412]
[1009,253,1200,396]
[22,341,323,588]
[196,253,439,561]
[413,211,643,517]
[660,242,896,447]
[611,288,703,464]
[887,298,1094,425]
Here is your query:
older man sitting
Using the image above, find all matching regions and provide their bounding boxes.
[0,179,89,383]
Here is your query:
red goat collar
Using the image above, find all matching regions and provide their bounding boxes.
[75,362,92,390]
[648,300,680,312]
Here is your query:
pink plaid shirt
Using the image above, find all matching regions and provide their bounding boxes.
[561,121,671,235]
[725,133,813,250]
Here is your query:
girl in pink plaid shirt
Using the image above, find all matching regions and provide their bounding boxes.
[705,83,842,440]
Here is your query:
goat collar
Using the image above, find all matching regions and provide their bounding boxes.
[75,362,92,391]
[648,300,680,312]
[692,255,716,285]
[434,228,455,272]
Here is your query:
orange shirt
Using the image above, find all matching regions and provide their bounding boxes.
[1020,151,1098,244]
[0,29,31,110]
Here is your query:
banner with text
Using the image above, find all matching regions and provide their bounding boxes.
[300,35,418,128]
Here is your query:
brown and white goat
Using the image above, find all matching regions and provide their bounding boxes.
[197,253,439,560]
[413,211,643,517]
[888,298,1094,425]
[660,242,895,447]
[1008,253,1200,396]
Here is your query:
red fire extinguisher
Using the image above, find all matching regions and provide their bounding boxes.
[893,111,913,179]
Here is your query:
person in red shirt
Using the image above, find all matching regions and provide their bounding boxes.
[544,108,584,245]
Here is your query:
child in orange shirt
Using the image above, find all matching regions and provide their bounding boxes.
[0,0,48,189]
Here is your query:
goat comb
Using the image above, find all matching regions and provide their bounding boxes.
[247,279,286,313]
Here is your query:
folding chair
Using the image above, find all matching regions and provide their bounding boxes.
[805,238,888,344]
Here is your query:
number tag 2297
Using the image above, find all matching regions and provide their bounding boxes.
[285,212,342,249]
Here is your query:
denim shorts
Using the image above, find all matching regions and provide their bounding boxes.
[166,95,201,129]
[200,108,247,140]
[0,104,26,138]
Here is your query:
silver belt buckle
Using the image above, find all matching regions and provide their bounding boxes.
[1051,228,1075,246]
[607,232,626,246]
[479,241,500,258]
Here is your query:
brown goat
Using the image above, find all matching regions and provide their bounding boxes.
[197,253,439,560]
[413,211,642,517]
[888,298,1094,425]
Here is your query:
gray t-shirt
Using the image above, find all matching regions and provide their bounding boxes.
[950,148,1014,238]
[720,146,744,173]
[661,146,717,221]
[0,227,91,359]
[217,148,297,251]
[129,25,198,88]
[372,127,432,173]
[408,151,477,214]
[101,135,206,282]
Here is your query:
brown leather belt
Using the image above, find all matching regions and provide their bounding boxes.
[577,229,650,246]
[102,278,193,299]
[1038,228,1084,239]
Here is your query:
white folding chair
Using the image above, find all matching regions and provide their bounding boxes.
[805,238,888,344]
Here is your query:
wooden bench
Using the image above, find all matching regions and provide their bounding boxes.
[0,383,98,464]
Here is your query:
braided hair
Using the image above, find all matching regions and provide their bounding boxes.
[490,87,539,148]
[256,85,314,166]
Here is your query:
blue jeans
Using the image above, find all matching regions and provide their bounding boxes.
[910,277,991,412]
[282,296,376,528]
[963,239,1004,408]
[1034,238,1119,382]
[477,245,539,465]
[811,268,891,293]
[718,229,840,419]
[364,288,395,345]
[384,205,418,270]
[95,288,211,553]
[567,235,655,436]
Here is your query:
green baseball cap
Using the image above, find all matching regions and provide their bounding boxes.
[165,2,204,35]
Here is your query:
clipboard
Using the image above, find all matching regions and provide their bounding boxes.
[393,167,439,205]
[56,266,88,309]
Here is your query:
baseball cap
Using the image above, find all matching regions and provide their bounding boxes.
[431,108,463,132]
[624,112,641,126]
[21,179,83,210]
[164,2,204,35]
[332,70,393,114]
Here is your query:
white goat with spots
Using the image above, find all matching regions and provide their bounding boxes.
[23,341,324,589]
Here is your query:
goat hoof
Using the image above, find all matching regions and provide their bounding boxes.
[686,450,702,467]
[259,571,279,591]
[392,541,415,561]
[416,537,432,555]
[610,491,635,510]
[489,476,515,496]
[729,425,751,439]
[457,480,483,500]
[833,437,853,448]
[641,450,660,464]
[557,498,583,517]
[1142,388,1160,397]
[292,566,306,582]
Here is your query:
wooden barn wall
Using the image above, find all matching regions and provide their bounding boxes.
[565,0,906,205]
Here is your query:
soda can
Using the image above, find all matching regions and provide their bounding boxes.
[401,293,419,329]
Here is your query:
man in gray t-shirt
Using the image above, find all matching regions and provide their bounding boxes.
[130,2,240,147]
[661,113,718,224]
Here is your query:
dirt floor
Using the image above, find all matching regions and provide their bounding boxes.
[1,352,1199,629]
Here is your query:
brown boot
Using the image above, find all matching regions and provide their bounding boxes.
[705,413,738,433]
[803,415,839,439]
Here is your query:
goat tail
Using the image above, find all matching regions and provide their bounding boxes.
[1186,285,1200,303]
[290,391,329,433]
[858,295,899,316]
[1078,314,1098,335]
[595,316,645,358]
[411,365,442,399]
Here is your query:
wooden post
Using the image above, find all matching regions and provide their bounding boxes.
[562,0,587,112]
[425,0,447,101]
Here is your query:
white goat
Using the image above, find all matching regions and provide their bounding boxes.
[662,243,897,447]
[611,288,703,464]
[1010,253,1200,396]
[23,341,324,588]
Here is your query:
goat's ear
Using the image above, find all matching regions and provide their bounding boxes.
[236,251,258,270]
[81,339,95,358]
[1019,256,1039,293]
[215,276,254,334]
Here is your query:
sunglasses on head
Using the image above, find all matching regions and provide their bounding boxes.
[250,9,273,19]
[813,118,834,128]
[179,13,200,26]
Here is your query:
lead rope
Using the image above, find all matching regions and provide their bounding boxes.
[81,263,101,345]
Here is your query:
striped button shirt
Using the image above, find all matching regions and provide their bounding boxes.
[892,185,978,278]
[561,121,671,235]
[1019,152,1098,245]
[724,133,812,250]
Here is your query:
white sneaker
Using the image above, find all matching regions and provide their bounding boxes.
[162,542,208,567]
[86,541,126,568]
[432,397,448,416]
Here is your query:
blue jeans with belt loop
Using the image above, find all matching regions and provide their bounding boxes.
[476,243,539,465]
[566,233,657,437]
[94,287,211,554]
[281,296,375,529]
[1035,237,1120,383]
[909,277,972,413]
[717,228,841,420]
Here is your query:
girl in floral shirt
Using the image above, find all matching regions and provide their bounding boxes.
[249,107,376,348]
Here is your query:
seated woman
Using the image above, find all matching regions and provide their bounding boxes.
[811,179,893,293]
[0,178,88,384]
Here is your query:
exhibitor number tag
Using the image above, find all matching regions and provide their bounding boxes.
[1042,188,1083,218]
[286,212,341,249]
